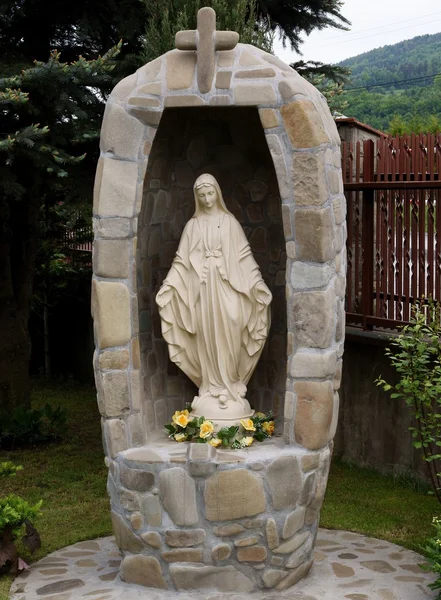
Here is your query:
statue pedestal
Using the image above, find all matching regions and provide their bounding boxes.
[107,433,332,592]
[190,394,254,429]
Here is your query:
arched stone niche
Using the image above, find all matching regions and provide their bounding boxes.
[92,36,346,592]
[138,106,287,436]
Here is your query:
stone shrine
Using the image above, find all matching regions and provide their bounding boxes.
[92,7,346,593]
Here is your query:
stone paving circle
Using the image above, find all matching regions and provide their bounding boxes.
[10,528,436,599]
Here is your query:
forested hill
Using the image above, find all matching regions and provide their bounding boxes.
[339,32,441,89]
[337,32,441,132]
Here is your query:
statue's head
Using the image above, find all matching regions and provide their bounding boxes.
[193,173,231,216]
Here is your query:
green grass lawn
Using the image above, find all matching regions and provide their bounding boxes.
[0,381,439,599]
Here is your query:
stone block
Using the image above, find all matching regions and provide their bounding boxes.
[327,168,343,195]
[162,548,203,562]
[266,518,279,550]
[94,216,133,240]
[127,413,144,447]
[142,531,161,548]
[276,559,313,590]
[137,81,162,95]
[290,350,337,378]
[100,102,145,160]
[92,280,131,349]
[137,57,162,83]
[329,391,340,441]
[209,95,231,106]
[212,543,232,561]
[261,53,292,72]
[291,262,333,290]
[259,109,279,129]
[265,134,290,200]
[120,464,154,492]
[292,288,336,350]
[282,507,306,539]
[164,95,204,107]
[273,530,310,554]
[165,529,205,547]
[130,370,141,411]
[286,533,314,569]
[301,453,320,472]
[131,338,140,370]
[281,100,330,148]
[294,206,335,262]
[293,152,328,207]
[213,524,246,537]
[286,241,296,259]
[267,456,302,510]
[294,381,334,450]
[237,546,267,562]
[103,418,128,458]
[141,494,162,526]
[262,569,286,588]
[204,469,266,521]
[120,489,140,511]
[159,467,198,526]
[94,239,130,279]
[282,205,293,239]
[127,106,162,127]
[99,371,129,417]
[234,536,259,547]
[284,391,295,420]
[129,512,144,530]
[110,73,137,101]
[239,51,262,66]
[333,359,342,391]
[278,77,309,99]
[333,195,346,225]
[111,511,143,552]
[234,84,277,105]
[98,349,129,370]
[166,51,196,90]
[235,68,276,78]
[216,71,232,88]
[169,564,254,592]
[121,555,167,589]
[93,157,138,218]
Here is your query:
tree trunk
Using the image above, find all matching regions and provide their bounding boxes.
[0,192,40,411]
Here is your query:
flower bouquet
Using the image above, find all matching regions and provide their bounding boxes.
[164,409,275,449]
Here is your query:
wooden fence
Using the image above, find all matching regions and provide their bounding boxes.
[343,134,441,330]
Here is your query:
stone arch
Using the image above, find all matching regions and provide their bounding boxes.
[92,42,346,458]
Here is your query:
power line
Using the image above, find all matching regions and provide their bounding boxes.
[344,72,441,93]
[324,11,441,41]
[320,19,441,47]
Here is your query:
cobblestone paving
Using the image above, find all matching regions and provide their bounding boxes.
[10,529,437,599]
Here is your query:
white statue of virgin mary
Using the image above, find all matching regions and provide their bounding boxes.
[156,174,272,426]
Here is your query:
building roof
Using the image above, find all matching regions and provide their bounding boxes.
[335,116,387,138]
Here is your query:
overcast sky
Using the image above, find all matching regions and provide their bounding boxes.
[274,0,441,66]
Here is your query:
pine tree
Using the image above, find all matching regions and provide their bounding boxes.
[0,46,120,410]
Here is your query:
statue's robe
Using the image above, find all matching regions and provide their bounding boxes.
[158,213,270,401]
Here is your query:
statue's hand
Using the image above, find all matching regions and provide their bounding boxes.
[255,282,272,306]
[156,284,173,308]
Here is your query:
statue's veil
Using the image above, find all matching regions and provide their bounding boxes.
[192,173,233,217]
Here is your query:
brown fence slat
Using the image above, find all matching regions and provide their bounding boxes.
[344,134,441,331]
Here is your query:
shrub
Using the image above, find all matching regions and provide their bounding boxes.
[421,516,441,597]
[376,300,441,503]
[0,403,67,450]
[0,462,42,574]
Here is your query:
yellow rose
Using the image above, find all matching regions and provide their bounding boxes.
[208,437,222,447]
[255,412,266,419]
[199,420,215,439]
[172,410,190,428]
[262,421,275,436]
[241,436,254,447]
[174,432,187,442]
[240,418,256,432]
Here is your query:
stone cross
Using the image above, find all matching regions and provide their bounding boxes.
[175,7,239,94]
